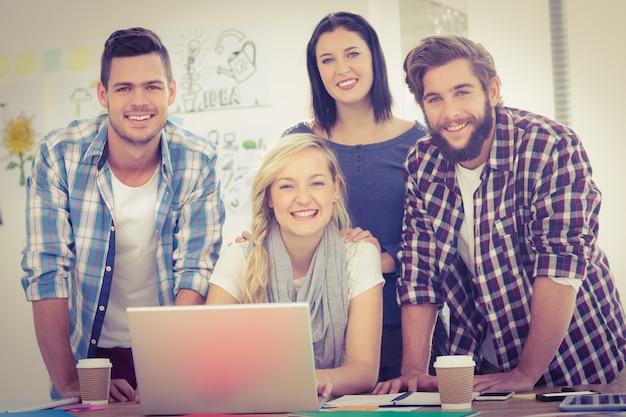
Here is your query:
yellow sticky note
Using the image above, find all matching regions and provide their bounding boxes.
[0,55,9,76]
[69,46,89,69]
[512,393,536,400]
[16,51,36,74]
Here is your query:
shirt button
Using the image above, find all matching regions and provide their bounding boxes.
[90,339,97,345]
[99,305,105,311]
[110,225,115,232]
[105,266,111,272]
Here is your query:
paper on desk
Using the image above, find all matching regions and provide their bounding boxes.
[324,393,406,408]
[324,392,433,407]
[0,397,79,414]
[291,411,482,417]
[324,392,481,408]
[184,414,268,417]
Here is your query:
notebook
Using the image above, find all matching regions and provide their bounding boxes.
[127,302,323,415]
[323,391,481,408]
[0,397,78,413]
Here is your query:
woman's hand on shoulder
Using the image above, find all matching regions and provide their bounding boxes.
[341,227,380,253]
[230,231,251,245]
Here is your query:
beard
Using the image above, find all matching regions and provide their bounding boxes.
[428,100,494,164]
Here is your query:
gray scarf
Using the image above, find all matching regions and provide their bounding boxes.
[265,221,349,369]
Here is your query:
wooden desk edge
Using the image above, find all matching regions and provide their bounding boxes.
[71,381,626,417]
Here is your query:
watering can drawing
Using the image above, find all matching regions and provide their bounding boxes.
[218,41,256,83]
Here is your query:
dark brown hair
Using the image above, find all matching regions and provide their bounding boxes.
[306,11,392,137]
[100,27,173,89]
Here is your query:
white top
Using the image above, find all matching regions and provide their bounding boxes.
[99,168,160,348]
[210,240,384,302]
[455,162,484,275]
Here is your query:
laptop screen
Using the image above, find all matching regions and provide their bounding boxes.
[127,302,322,415]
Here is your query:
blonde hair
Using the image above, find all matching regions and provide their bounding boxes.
[241,133,351,303]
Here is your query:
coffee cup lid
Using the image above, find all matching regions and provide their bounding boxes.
[433,355,475,368]
[76,358,112,368]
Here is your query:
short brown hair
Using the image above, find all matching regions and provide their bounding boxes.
[404,35,501,106]
[100,27,172,90]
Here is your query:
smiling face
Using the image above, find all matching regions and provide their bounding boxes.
[315,27,374,106]
[421,58,500,167]
[268,147,339,244]
[97,53,176,148]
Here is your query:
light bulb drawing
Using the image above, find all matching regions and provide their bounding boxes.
[187,39,201,73]
[180,37,204,112]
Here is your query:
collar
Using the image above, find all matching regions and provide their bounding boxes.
[487,106,517,173]
[82,115,173,180]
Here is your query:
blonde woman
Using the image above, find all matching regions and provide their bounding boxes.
[207,134,383,397]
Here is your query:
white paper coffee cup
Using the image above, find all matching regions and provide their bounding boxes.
[76,358,112,405]
[434,355,475,410]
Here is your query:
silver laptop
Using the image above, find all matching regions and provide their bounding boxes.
[127,302,323,415]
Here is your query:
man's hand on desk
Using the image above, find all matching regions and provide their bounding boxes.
[473,367,534,394]
[372,371,437,394]
[315,370,333,398]
[57,383,81,401]
[110,379,135,402]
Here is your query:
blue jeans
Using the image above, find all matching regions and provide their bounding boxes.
[95,347,137,389]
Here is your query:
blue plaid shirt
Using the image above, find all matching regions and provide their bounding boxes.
[21,115,224,367]
[399,106,626,385]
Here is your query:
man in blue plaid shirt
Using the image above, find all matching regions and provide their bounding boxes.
[374,35,625,395]
[21,28,225,402]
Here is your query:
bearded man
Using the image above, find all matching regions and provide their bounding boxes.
[373,35,626,395]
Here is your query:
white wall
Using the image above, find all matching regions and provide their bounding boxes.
[1,0,624,400]
[567,0,626,300]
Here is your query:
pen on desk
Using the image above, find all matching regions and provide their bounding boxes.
[391,391,414,402]
[377,391,417,408]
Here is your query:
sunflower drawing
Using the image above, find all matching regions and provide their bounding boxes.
[3,114,35,186]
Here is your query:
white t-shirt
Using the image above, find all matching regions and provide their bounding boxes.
[99,168,160,348]
[210,240,384,302]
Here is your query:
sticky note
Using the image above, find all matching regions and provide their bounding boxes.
[69,46,89,69]
[0,55,9,76]
[16,51,36,74]
[43,49,62,72]
[512,393,536,400]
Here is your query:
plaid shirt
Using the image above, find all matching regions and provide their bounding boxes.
[399,106,626,385]
[21,115,224,368]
